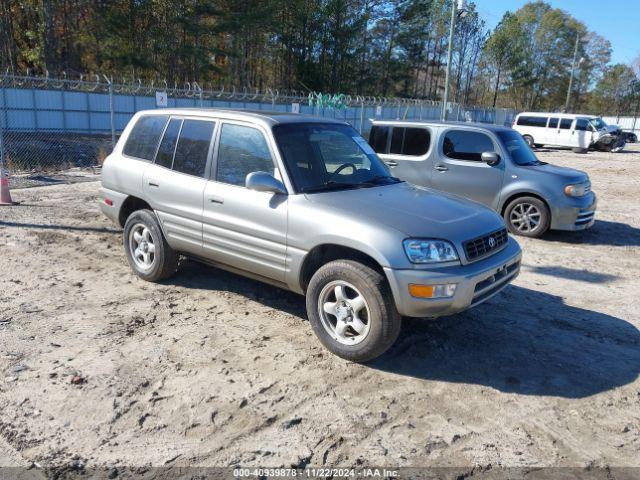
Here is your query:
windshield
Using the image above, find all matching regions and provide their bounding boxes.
[589,118,607,130]
[498,130,541,166]
[272,123,400,193]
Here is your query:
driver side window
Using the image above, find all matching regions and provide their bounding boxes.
[216,124,276,186]
[442,130,494,162]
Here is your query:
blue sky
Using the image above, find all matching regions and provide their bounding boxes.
[477,0,639,65]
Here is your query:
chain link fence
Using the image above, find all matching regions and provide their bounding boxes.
[0,73,516,179]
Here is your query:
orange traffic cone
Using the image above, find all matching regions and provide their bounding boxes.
[0,165,18,206]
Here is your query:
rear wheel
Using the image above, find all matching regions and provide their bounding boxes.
[523,135,535,148]
[123,209,179,282]
[504,196,550,238]
[306,260,401,362]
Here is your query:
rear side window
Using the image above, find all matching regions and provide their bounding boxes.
[443,130,494,162]
[388,127,430,156]
[155,118,181,169]
[559,118,573,129]
[517,116,548,128]
[123,115,168,160]
[575,119,590,131]
[216,124,274,187]
[369,126,389,153]
[390,127,404,154]
[172,120,215,177]
[402,128,430,156]
[548,117,559,128]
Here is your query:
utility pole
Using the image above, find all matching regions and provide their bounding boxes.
[441,0,457,121]
[565,32,581,113]
[441,0,467,121]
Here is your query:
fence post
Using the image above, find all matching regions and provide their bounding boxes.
[0,80,5,171]
[0,118,5,174]
[107,76,116,148]
[359,98,364,134]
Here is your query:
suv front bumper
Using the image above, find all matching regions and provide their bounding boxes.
[385,238,522,318]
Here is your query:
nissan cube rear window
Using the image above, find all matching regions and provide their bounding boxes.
[123,115,169,161]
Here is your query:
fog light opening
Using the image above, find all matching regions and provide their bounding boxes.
[409,283,457,299]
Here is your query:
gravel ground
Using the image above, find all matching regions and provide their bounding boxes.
[1,144,639,474]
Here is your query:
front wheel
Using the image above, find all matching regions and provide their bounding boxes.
[306,260,401,362]
[504,196,550,238]
[123,209,179,282]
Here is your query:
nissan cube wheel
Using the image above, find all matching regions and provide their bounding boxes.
[504,196,550,238]
[306,260,401,362]
[123,209,179,282]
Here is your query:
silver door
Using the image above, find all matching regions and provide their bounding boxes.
[144,164,207,255]
[142,117,216,255]
[202,121,288,282]
[431,128,505,209]
[378,126,434,186]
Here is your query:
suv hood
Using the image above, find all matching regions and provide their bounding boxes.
[304,182,505,242]
[525,163,588,183]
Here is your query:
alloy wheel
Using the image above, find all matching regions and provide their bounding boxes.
[318,280,371,346]
[129,223,156,270]
[510,203,541,233]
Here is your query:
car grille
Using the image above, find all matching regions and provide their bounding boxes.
[575,208,595,227]
[463,228,508,262]
[471,261,520,307]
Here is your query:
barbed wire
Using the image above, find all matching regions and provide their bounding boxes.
[0,71,443,108]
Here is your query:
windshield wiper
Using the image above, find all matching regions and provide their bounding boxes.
[360,175,403,185]
[300,181,364,193]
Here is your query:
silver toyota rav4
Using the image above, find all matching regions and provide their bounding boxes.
[100,109,522,361]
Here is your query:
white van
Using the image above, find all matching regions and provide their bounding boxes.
[512,112,625,153]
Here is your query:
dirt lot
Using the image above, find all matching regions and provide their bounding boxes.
[1,144,639,474]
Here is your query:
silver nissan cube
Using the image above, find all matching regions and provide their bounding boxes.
[100,109,521,362]
[369,120,597,238]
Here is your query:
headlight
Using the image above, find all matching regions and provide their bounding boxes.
[564,183,589,197]
[403,239,459,264]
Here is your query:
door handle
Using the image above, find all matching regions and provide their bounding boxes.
[385,160,398,167]
[208,196,224,205]
[435,165,449,172]
[148,181,159,187]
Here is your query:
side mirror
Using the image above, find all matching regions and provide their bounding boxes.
[481,151,500,166]
[245,171,287,194]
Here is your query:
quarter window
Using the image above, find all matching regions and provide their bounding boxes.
[443,130,494,162]
[123,115,168,160]
[559,118,573,129]
[369,126,389,153]
[172,120,215,177]
[216,124,274,187]
[155,118,181,169]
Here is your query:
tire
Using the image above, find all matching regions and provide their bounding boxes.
[123,209,179,282]
[504,196,551,238]
[523,135,534,148]
[306,260,401,362]
[572,147,588,154]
